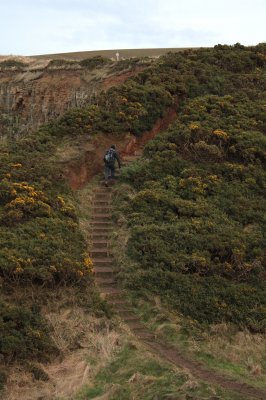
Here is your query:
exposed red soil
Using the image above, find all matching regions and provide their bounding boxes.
[121,107,178,157]
[65,106,177,190]
[0,65,148,133]
[64,133,134,190]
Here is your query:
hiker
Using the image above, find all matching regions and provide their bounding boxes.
[103,145,121,186]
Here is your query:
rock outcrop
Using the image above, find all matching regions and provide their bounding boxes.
[0,63,146,136]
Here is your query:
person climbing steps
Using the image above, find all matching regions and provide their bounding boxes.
[103,144,121,187]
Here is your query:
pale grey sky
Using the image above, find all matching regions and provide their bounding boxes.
[0,0,265,55]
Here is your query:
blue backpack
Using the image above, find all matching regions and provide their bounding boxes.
[104,148,115,164]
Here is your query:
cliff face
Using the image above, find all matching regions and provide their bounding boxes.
[0,64,146,136]
[0,69,102,135]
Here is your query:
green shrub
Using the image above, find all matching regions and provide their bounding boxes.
[47,59,79,68]
[26,362,49,381]
[117,47,266,331]
[80,55,111,69]
[0,301,57,362]
[0,60,26,69]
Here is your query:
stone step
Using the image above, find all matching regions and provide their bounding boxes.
[103,177,119,183]
[95,277,115,286]
[92,233,111,240]
[135,331,155,340]
[90,221,112,227]
[92,205,111,210]
[94,187,112,192]
[94,193,112,199]
[93,258,114,266]
[91,219,112,224]
[127,322,146,330]
[91,214,112,221]
[110,298,128,306]
[92,202,112,206]
[93,200,111,205]
[112,306,131,313]
[92,206,112,212]
[91,249,111,258]
[92,227,113,234]
[92,240,109,248]
[92,225,112,230]
[93,206,111,211]
[94,267,113,276]
[95,187,113,193]
[119,313,140,322]
[112,305,132,313]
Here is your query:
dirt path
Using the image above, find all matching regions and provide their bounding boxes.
[89,155,266,400]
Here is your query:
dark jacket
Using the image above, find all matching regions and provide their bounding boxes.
[104,148,121,168]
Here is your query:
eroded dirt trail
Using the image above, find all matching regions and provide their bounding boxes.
[63,106,177,190]
[90,155,266,400]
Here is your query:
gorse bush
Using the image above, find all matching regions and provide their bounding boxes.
[117,44,266,332]
[80,55,111,69]
[0,132,93,286]
[0,125,93,365]
[0,60,26,70]
[47,59,80,69]
[47,44,266,140]
[0,301,57,362]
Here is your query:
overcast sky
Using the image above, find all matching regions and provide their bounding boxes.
[0,0,265,56]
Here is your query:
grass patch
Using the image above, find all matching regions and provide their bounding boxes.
[74,342,244,399]
[78,386,104,398]
[125,294,266,390]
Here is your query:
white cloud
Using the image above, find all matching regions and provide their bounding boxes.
[0,0,265,55]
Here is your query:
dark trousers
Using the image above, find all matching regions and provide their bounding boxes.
[104,164,115,182]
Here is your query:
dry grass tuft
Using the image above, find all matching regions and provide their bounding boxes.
[180,378,200,391]
[0,55,35,63]
[206,325,265,366]
[4,308,123,400]
[128,371,157,385]
[248,364,262,376]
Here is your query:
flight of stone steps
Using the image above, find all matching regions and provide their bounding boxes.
[90,152,154,340]
[88,153,266,399]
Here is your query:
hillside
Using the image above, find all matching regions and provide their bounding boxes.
[32,47,198,61]
[0,56,151,136]
[0,43,265,399]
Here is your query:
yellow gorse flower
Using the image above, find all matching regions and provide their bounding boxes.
[84,257,94,273]
[10,163,22,168]
[15,267,24,273]
[212,129,229,139]
[189,123,200,131]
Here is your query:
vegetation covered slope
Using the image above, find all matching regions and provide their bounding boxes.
[0,44,265,390]
[117,44,266,333]
[0,131,95,373]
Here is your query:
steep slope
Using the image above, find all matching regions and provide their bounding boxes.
[0,56,149,135]
[0,43,265,398]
